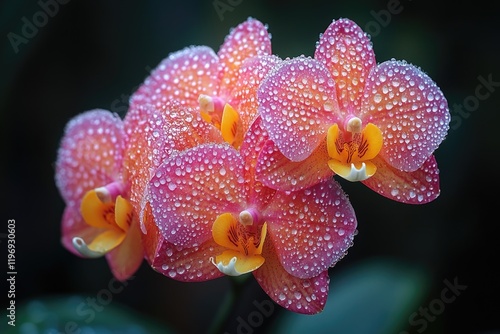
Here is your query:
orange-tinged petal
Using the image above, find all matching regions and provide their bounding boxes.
[256,138,332,192]
[55,110,125,209]
[263,180,357,279]
[130,46,220,110]
[148,144,246,247]
[152,102,224,157]
[253,238,330,314]
[107,218,144,281]
[258,56,340,162]
[239,117,277,207]
[360,60,450,172]
[151,238,225,282]
[123,102,224,224]
[315,18,376,109]
[362,155,441,204]
[217,17,272,97]
[122,103,158,214]
[228,55,283,133]
[141,201,163,265]
[80,190,116,229]
[214,250,265,276]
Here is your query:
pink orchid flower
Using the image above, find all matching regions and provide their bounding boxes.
[257,18,450,204]
[147,117,357,314]
[130,17,280,148]
[55,110,144,280]
[55,100,222,279]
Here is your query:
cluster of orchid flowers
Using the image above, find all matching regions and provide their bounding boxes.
[55,17,450,314]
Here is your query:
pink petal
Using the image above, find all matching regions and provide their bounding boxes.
[151,239,225,282]
[150,101,224,162]
[140,201,163,265]
[228,55,283,132]
[106,218,144,281]
[130,46,220,110]
[253,240,330,314]
[55,110,125,209]
[239,116,276,208]
[362,155,441,204]
[360,60,450,172]
[315,18,376,110]
[124,102,223,217]
[148,144,247,247]
[217,17,272,96]
[258,57,340,161]
[123,104,159,213]
[263,180,357,279]
[255,139,332,192]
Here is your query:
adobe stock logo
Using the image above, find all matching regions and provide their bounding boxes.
[213,0,243,21]
[400,276,467,333]
[7,0,71,54]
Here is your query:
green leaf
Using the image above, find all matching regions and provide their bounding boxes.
[271,258,430,334]
[1,295,173,334]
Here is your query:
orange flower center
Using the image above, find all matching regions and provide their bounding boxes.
[211,210,267,276]
[326,117,383,182]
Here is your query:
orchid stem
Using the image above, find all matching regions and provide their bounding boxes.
[208,275,249,334]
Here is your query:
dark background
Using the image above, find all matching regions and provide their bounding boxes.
[1,0,499,333]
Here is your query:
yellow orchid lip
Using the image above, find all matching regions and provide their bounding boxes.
[211,211,267,276]
[326,117,383,182]
[73,183,134,258]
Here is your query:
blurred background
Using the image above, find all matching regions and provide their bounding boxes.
[1,0,499,333]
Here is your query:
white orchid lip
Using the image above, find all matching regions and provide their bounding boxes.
[343,163,372,182]
[72,237,106,258]
[211,256,244,276]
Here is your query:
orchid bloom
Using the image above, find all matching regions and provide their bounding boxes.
[55,110,144,280]
[147,118,357,314]
[130,17,280,148]
[257,18,450,204]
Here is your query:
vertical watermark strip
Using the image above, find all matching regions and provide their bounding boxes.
[6,219,16,327]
